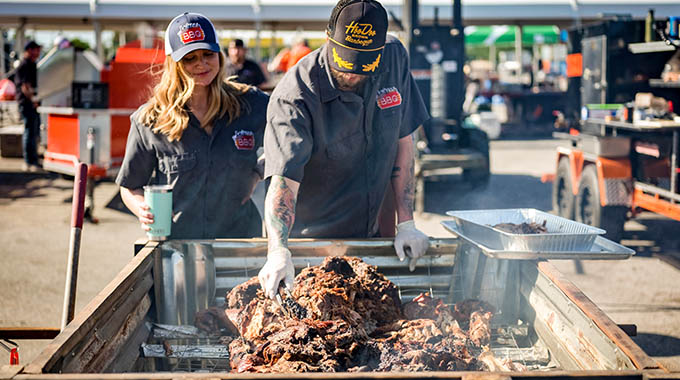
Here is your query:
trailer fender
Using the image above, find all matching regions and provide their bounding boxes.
[594,157,633,207]
[557,148,632,207]
[556,147,584,197]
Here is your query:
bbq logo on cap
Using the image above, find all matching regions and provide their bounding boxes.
[326,0,387,75]
[178,23,205,44]
[165,12,220,62]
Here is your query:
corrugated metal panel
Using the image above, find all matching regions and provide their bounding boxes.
[156,238,459,325]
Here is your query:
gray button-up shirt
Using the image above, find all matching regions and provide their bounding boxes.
[264,36,429,238]
[116,88,269,239]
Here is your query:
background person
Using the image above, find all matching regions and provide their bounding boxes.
[258,0,431,298]
[286,38,312,71]
[15,40,42,172]
[267,46,290,74]
[116,13,268,239]
[267,38,312,74]
[225,38,267,88]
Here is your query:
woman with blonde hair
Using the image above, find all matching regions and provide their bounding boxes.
[116,12,268,239]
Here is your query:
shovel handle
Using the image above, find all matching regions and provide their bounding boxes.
[62,162,88,330]
[71,163,88,229]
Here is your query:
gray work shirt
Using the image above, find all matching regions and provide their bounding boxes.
[116,88,269,239]
[264,36,429,238]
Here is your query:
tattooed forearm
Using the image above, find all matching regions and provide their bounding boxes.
[392,134,417,222]
[265,175,297,250]
[401,159,415,216]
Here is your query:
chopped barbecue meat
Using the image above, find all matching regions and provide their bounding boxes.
[292,256,402,334]
[468,310,493,347]
[162,340,173,356]
[227,277,261,309]
[230,317,372,373]
[374,319,444,344]
[228,338,262,373]
[194,306,240,336]
[376,337,481,371]
[213,256,521,373]
[402,293,467,340]
[493,220,548,234]
[237,296,285,342]
[478,346,528,371]
[454,299,496,322]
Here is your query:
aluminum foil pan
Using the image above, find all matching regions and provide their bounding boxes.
[445,208,605,252]
[442,220,633,260]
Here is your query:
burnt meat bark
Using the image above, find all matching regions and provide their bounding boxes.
[227,277,261,309]
[201,256,519,373]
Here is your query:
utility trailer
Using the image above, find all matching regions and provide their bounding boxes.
[551,16,680,242]
[0,237,668,379]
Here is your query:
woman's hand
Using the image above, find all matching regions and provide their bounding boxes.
[120,186,154,231]
[137,201,154,231]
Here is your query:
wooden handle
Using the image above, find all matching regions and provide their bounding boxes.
[71,163,88,229]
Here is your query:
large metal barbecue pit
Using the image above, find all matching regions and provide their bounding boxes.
[19,238,663,379]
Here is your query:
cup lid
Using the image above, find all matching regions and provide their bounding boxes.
[144,184,174,192]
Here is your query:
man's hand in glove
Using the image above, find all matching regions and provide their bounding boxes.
[394,220,430,272]
[258,247,295,299]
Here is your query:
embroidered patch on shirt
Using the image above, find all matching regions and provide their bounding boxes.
[377,87,402,110]
[232,130,255,150]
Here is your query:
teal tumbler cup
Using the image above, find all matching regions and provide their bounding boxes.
[144,185,173,241]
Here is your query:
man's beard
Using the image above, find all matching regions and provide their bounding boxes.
[330,68,369,92]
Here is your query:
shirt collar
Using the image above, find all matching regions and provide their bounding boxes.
[318,43,389,104]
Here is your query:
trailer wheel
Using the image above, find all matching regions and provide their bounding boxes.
[575,165,627,242]
[462,128,490,188]
[552,157,575,219]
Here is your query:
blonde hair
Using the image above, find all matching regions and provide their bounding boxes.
[139,51,251,141]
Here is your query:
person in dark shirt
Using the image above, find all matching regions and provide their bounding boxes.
[15,40,42,171]
[116,13,268,239]
[257,0,431,298]
[225,39,266,88]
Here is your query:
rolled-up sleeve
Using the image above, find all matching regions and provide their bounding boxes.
[115,116,156,189]
[263,96,313,183]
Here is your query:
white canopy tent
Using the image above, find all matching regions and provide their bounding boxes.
[1,0,679,68]
[1,0,679,29]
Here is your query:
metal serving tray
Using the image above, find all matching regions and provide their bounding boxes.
[446,208,605,251]
[442,220,634,260]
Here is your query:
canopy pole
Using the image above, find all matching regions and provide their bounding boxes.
[269,24,277,62]
[0,29,6,76]
[253,0,262,62]
[15,18,26,58]
[94,19,103,63]
[515,24,523,77]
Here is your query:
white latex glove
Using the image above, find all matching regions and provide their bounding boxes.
[394,220,430,272]
[258,247,295,299]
